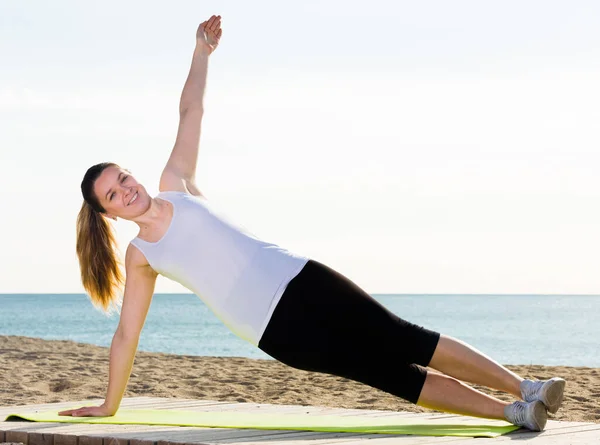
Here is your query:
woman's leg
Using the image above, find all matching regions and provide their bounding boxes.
[427,334,523,398]
[259,260,534,424]
[417,371,509,419]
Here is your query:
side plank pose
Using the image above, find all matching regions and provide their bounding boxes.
[60,15,565,432]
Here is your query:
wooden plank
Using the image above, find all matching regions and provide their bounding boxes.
[1,397,597,445]
[78,435,104,445]
[129,439,157,445]
[167,431,376,445]
[253,406,372,416]
[31,423,185,440]
[189,403,299,413]
[207,404,346,415]
[446,423,600,444]
[28,431,55,445]
[0,397,408,419]
[542,419,598,431]
[153,428,344,445]
[342,411,429,418]
[53,433,78,445]
[242,430,381,442]
[2,420,597,445]
[289,436,469,445]
[103,436,128,445]
[210,418,597,445]
[130,400,274,413]
[5,429,29,444]
[122,399,232,408]
[0,422,38,434]
[206,431,464,445]
[0,398,99,411]
[144,418,501,445]
[240,404,329,413]
[1,422,183,445]
[535,428,600,444]
[8,423,403,445]
[301,426,591,445]
[38,423,318,444]
[211,403,430,420]
[1,421,35,432]
[208,434,377,445]
[0,400,106,415]
[0,396,222,415]
[0,398,257,423]
[39,423,172,436]
[500,424,600,441]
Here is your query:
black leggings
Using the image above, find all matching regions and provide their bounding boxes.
[258,259,441,404]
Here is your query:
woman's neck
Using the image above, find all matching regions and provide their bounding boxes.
[134,196,171,233]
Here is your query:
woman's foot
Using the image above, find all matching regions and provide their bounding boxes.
[520,377,566,414]
[504,400,547,431]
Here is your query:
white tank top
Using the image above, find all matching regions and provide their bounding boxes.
[130,191,310,345]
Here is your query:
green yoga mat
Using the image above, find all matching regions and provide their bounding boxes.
[5,409,519,438]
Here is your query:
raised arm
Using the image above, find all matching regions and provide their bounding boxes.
[59,245,157,417]
[160,15,222,197]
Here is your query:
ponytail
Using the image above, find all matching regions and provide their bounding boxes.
[77,162,124,315]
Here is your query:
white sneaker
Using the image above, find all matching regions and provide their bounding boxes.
[521,377,566,414]
[504,400,547,432]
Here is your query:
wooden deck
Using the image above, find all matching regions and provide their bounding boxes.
[1,397,598,445]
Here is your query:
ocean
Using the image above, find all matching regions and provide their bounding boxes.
[1,294,598,367]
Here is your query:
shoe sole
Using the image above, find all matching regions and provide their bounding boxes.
[530,400,548,431]
[541,378,566,414]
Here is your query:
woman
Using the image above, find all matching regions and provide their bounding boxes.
[59,15,565,432]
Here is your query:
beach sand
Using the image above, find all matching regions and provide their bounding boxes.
[1,335,598,423]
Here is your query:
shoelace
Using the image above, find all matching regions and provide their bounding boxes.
[507,401,527,425]
[521,380,543,402]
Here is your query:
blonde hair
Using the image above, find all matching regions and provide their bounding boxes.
[76,162,124,314]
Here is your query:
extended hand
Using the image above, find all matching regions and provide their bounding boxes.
[58,403,115,417]
[196,15,222,54]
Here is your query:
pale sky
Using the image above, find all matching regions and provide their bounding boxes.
[1,0,600,294]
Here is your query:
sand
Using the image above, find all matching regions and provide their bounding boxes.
[1,335,598,423]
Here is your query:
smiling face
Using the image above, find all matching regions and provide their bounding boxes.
[93,166,151,220]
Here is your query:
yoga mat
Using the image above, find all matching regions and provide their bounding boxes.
[5,408,519,438]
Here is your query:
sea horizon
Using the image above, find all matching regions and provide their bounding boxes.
[1,293,598,367]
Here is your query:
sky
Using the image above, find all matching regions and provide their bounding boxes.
[1,0,600,294]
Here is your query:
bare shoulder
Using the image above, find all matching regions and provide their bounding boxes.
[126,243,156,277]
[159,168,206,198]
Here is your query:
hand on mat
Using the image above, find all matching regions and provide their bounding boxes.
[196,15,222,54]
[58,403,115,417]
